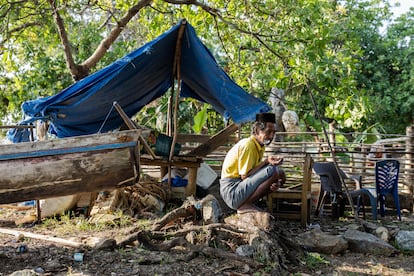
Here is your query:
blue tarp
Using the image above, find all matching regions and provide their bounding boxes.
[9,20,270,143]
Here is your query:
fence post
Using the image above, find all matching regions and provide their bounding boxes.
[406,125,414,197]
[328,122,336,161]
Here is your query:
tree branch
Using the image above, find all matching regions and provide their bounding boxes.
[80,0,153,76]
[47,0,84,81]
[163,0,289,65]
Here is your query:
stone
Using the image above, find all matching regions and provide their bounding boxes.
[296,228,348,254]
[43,259,63,271]
[375,226,390,242]
[343,229,398,256]
[199,194,222,223]
[394,230,414,251]
[235,244,255,257]
[94,238,117,251]
[224,212,271,232]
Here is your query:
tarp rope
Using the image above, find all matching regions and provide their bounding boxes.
[97,104,116,134]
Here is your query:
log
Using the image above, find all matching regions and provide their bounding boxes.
[0,130,141,204]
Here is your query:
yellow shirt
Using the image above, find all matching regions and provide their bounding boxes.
[221,135,265,179]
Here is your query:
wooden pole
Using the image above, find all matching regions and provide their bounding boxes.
[169,20,187,161]
[162,20,187,187]
[406,125,413,199]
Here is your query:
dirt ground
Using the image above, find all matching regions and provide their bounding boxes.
[1,201,414,276]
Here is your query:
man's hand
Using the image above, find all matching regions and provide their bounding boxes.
[267,155,283,166]
[270,179,282,192]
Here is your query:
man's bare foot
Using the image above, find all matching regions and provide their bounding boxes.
[237,204,265,214]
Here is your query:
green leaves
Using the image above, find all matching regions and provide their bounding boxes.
[192,104,208,134]
[0,0,412,135]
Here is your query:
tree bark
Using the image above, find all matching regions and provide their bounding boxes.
[48,0,153,81]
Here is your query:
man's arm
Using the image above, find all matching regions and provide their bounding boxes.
[242,160,269,179]
[242,155,283,179]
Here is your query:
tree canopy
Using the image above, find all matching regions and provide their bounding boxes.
[0,0,412,136]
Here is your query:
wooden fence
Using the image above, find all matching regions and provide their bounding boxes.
[175,125,414,211]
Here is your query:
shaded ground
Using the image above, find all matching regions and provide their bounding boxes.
[1,203,414,276]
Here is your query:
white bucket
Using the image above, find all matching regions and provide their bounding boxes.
[196,163,217,190]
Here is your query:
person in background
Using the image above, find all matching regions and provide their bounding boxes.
[367,142,384,167]
[220,112,285,214]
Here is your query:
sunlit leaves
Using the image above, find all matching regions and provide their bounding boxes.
[192,104,208,134]
[0,0,412,135]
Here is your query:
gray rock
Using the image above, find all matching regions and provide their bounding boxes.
[235,244,255,257]
[200,194,222,223]
[395,230,414,251]
[296,228,348,254]
[94,238,117,251]
[343,229,398,256]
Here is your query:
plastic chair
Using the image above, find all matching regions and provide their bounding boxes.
[313,162,361,219]
[353,160,401,221]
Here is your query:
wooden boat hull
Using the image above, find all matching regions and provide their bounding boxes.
[0,130,141,204]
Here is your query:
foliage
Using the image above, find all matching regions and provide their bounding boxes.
[302,252,330,270]
[40,210,135,235]
[192,104,208,134]
[0,0,412,137]
[358,7,414,133]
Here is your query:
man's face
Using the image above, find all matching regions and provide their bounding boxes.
[257,122,276,145]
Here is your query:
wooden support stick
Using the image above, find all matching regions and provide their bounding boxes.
[113,101,156,159]
[188,123,239,157]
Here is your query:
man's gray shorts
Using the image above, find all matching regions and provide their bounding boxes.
[219,165,276,210]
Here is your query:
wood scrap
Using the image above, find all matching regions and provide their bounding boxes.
[152,203,196,231]
[128,230,263,269]
[0,227,82,248]
[152,223,248,239]
[103,181,170,218]
[0,204,33,211]
[14,214,37,225]
[115,205,302,273]
[118,223,247,246]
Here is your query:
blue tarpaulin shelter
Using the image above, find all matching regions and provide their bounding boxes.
[9,20,270,143]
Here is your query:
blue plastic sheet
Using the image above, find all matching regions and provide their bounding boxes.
[9,20,270,143]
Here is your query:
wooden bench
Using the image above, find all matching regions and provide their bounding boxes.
[267,154,313,227]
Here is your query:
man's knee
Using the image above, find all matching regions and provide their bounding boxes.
[272,166,286,185]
